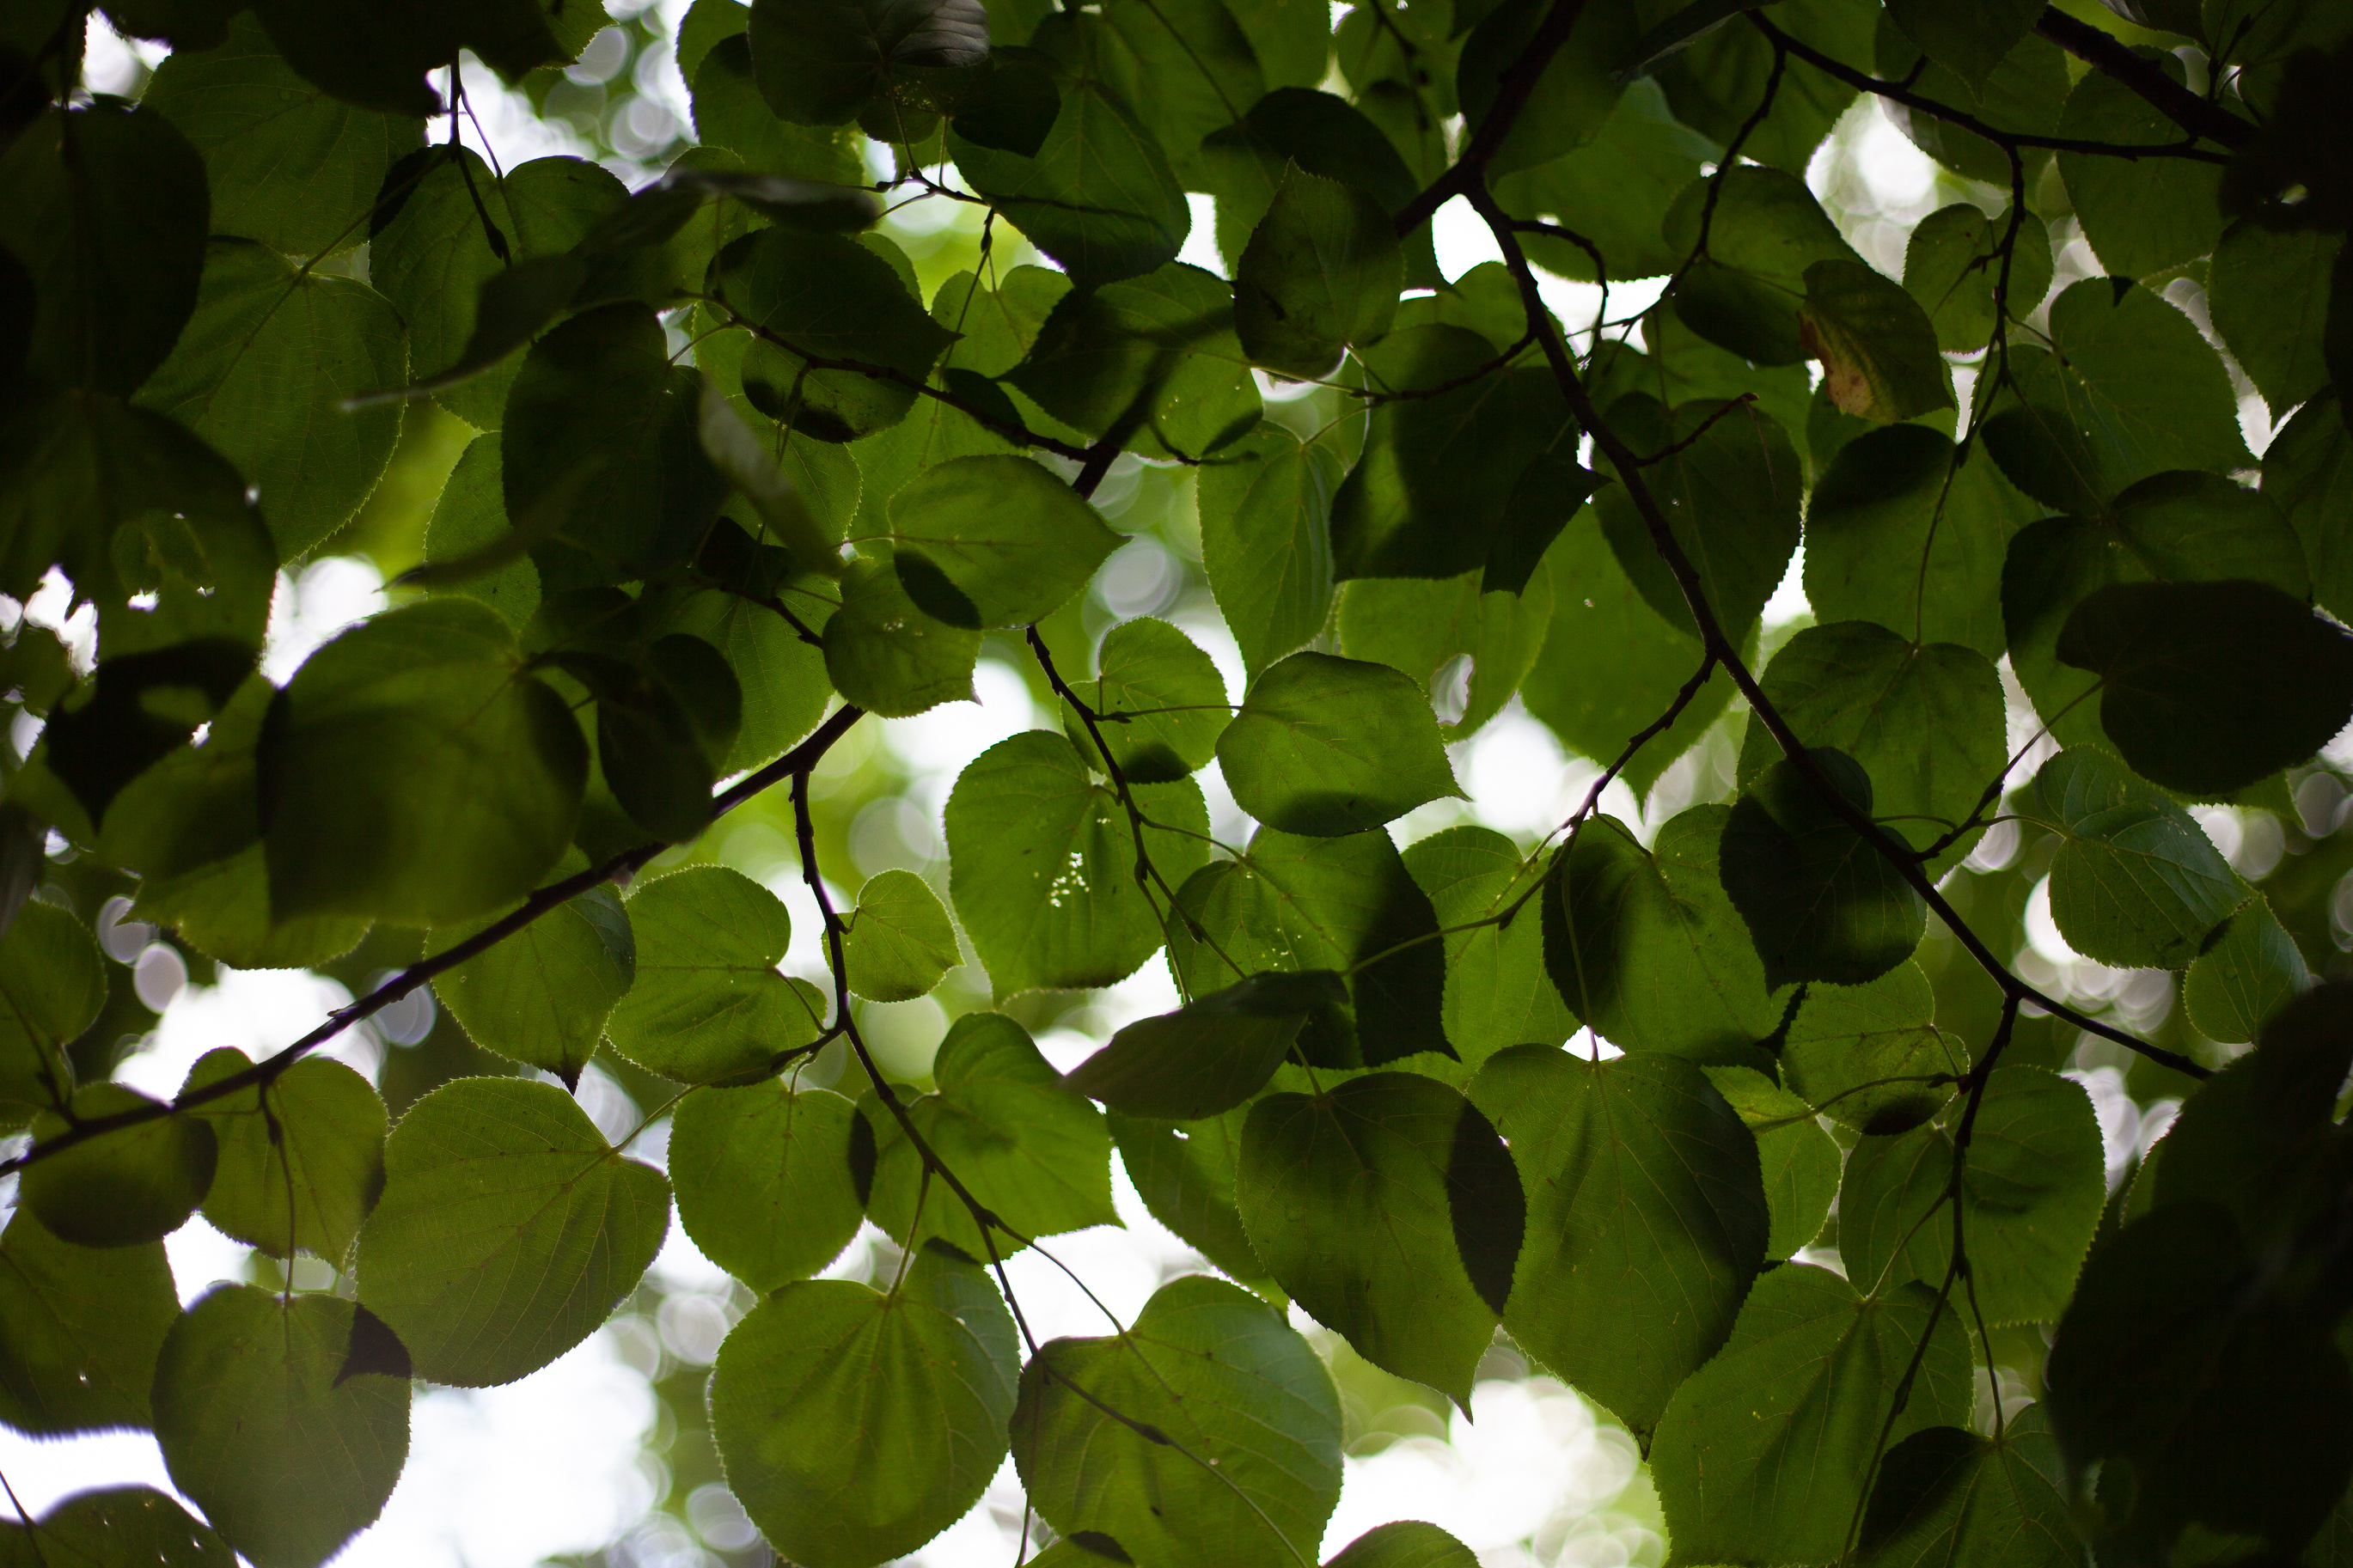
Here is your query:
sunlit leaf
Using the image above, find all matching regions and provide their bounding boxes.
[355,1077,670,1387]
[1012,1273,1342,1565]
[711,1242,1018,1568]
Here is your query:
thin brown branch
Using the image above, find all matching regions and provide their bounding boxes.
[2,704,870,1178]
[2032,5,2254,151]
[1750,13,2236,162]
[1391,0,1592,236]
[1463,180,2210,1083]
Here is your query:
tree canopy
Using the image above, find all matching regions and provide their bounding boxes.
[2,0,2351,1563]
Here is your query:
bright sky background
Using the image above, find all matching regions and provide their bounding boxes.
[11,15,2276,1566]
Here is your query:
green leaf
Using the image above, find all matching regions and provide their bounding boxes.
[1066,617,1227,784]
[1721,749,1928,989]
[693,35,869,182]
[1734,620,2007,874]
[1856,1425,2083,1568]
[1238,1072,1523,1403]
[671,1080,866,1290]
[355,254,588,412]
[1167,826,1448,1067]
[716,228,956,444]
[1336,558,1557,742]
[1982,280,2252,514]
[0,1486,233,1567]
[434,880,635,1082]
[0,105,209,395]
[1799,259,1953,424]
[0,900,103,1118]
[1233,165,1402,379]
[137,239,406,559]
[2148,981,2352,1249]
[1107,1106,1269,1285]
[696,387,844,581]
[502,302,726,574]
[1099,0,1265,188]
[1330,326,1583,591]
[2209,223,2341,415]
[1468,1046,1767,1438]
[1201,88,1430,278]
[1661,164,1864,364]
[1003,262,1262,462]
[589,632,744,843]
[1403,827,1574,1067]
[419,436,541,627]
[1703,1065,1842,1260]
[1519,513,1734,798]
[945,730,1209,993]
[1903,202,2054,354]
[0,1210,176,1437]
[746,0,988,124]
[2057,53,2226,280]
[2057,579,2353,797]
[2044,1201,2353,1560]
[2001,468,2310,751]
[1840,1065,2106,1324]
[1594,394,1802,643]
[153,1286,409,1568]
[604,864,828,1084]
[1647,1266,1975,1566]
[1873,18,2067,186]
[2263,394,2353,625]
[182,1051,385,1263]
[1805,424,2035,662]
[947,21,1191,287]
[139,13,425,258]
[1494,77,1720,284]
[1011,1273,1342,1565]
[1065,971,1347,1119]
[103,677,372,972]
[354,1076,670,1387]
[842,868,960,1001]
[1885,0,2043,88]
[23,1084,217,1248]
[2183,894,2311,1045]
[1196,419,1342,678]
[369,151,631,431]
[1780,961,1959,1133]
[29,639,259,838]
[1545,807,1780,1062]
[887,454,1122,627]
[2013,748,2240,969]
[710,1242,1018,1568]
[246,0,567,117]
[865,1011,1117,1252]
[1324,1521,1479,1568]
[1454,0,1636,177]
[1654,0,1872,175]
[260,598,589,924]
[658,581,836,774]
[822,553,983,716]
[1216,651,1460,835]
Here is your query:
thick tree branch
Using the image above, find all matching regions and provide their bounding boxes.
[1462,180,2209,1083]
[1749,13,2235,162]
[1391,0,1591,236]
[2033,4,2254,150]
[3,704,870,1177]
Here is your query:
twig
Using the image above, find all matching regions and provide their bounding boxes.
[0,705,869,1177]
